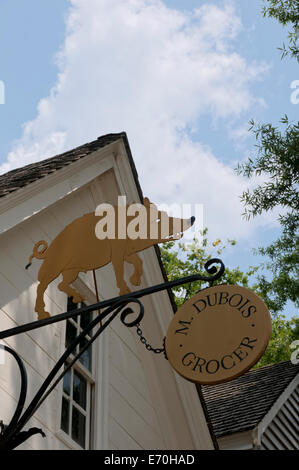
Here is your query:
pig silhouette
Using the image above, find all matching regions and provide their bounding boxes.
[26,197,195,320]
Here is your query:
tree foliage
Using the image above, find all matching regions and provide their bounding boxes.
[262,0,299,61]
[160,229,257,308]
[236,0,299,315]
[236,116,299,314]
[256,314,299,367]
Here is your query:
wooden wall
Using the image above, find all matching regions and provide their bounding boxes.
[261,386,299,450]
[0,166,210,450]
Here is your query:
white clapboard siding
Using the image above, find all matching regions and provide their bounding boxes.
[109,418,143,450]
[16,414,71,450]
[108,384,163,450]
[0,373,66,450]
[0,152,212,450]
[0,185,97,450]
[108,438,120,451]
[0,180,169,450]
[0,221,67,319]
[108,329,154,405]
[261,387,299,450]
[0,280,60,363]
[109,359,162,435]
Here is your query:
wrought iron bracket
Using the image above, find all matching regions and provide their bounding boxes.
[0,258,224,450]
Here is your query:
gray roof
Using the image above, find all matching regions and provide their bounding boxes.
[201,361,299,438]
[0,132,135,199]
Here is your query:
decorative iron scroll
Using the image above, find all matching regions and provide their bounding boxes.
[0,258,224,450]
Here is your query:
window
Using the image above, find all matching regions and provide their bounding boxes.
[60,297,95,449]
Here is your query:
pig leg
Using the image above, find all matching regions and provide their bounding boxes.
[126,253,143,286]
[58,269,85,303]
[35,279,51,320]
[111,253,131,295]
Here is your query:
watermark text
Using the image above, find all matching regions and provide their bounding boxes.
[290,80,299,104]
[94,196,203,242]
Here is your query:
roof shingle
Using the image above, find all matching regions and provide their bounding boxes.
[0,133,127,199]
[201,361,299,438]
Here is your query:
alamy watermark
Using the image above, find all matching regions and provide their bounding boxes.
[290,80,299,104]
[94,196,203,242]
[0,80,5,105]
[290,340,299,365]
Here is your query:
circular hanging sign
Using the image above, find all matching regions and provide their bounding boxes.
[165,285,272,385]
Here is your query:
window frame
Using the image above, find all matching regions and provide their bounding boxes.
[61,364,93,449]
[65,297,95,375]
[56,294,98,450]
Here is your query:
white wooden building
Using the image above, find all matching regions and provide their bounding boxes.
[202,360,299,450]
[0,132,214,450]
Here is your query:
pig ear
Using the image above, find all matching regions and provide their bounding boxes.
[143,197,151,206]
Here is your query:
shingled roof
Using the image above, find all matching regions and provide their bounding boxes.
[0,132,136,199]
[201,361,299,438]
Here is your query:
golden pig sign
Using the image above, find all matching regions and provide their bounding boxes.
[26,198,195,320]
[165,285,272,385]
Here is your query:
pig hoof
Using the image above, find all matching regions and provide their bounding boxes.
[119,286,131,296]
[72,294,85,303]
[37,311,51,320]
[130,274,141,286]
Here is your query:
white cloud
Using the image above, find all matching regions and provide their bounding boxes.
[0,0,274,240]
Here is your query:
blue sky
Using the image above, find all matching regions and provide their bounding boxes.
[0,0,68,157]
[0,0,297,317]
[1,0,297,161]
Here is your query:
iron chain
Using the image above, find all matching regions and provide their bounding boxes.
[135,323,166,356]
